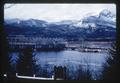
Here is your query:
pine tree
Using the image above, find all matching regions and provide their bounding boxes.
[0,27,12,79]
[102,42,119,80]
[16,47,37,76]
[77,65,92,80]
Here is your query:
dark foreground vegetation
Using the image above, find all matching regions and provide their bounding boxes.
[102,43,120,80]
[0,27,119,82]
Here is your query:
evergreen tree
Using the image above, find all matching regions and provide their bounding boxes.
[16,47,38,76]
[102,42,119,80]
[77,65,92,80]
[0,25,12,80]
[1,4,16,81]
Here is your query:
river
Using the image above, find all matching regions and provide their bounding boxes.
[10,50,109,80]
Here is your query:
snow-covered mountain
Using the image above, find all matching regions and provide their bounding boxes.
[52,20,74,25]
[5,18,21,24]
[4,9,116,28]
[4,19,48,27]
[4,9,116,40]
[73,9,116,28]
[99,9,116,22]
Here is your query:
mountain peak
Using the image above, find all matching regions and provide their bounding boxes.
[99,9,115,18]
[97,9,116,23]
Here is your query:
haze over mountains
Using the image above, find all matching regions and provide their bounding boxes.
[4,9,116,41]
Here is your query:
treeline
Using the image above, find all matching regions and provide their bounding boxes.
[1,46,93,80]
[4,23,116,42]
[8,44,66,52]
[0,29,119,81]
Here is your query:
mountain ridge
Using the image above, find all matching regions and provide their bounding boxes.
[4,9,116,41]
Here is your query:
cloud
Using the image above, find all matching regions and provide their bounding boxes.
[4,4,116,22]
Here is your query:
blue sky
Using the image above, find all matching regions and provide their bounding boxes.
[4,4,116,22]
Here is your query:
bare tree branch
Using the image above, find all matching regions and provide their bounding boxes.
[4,4,15,9]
